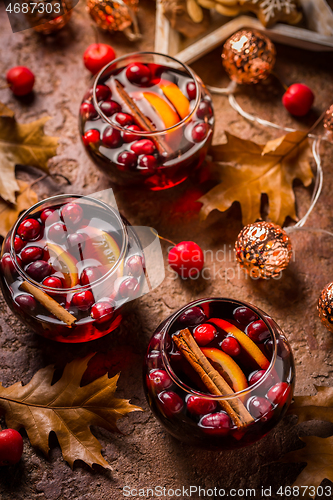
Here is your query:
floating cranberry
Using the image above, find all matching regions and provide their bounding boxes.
[48,223,67,244]
[196,100,213,120]
[102,126,122,148]
[193,323,216,346]
[61,203,83,226]
[137,155,157,174]
[247,320,270,343]
[265,338,290,360]
[192,122,209,143]
[80,266,102,286]
[114,112,133,127]
[282,83,314,117]
[26,260,52,281]
[131,139,155,155]
[6,66,35,96]
[83,129,100,147]
[187,395,217,416]
[99,100,121,117]
[72,290,95,311]
[126,255,144,277]
[158,391,184,415]
[149,331,171,351]
[200,412,231,435]
[179,306,206,326]
[1,253,18,274]
[267,382,291,406]
[186,81,196,100]
[168,241,204,278]
[80,102,98,119]
[249,370,266,386]
[67,233,85,252]
[122,124,142,143]
[0,429,24,466]
[117,151,137,171]
[146,351,163,370]
[221,336,241,357]
[91,300,115,324]
[17,218,41,241]
[248,396,273,421]
[14,236,25,253]
[42,276,63,289]
[84,84,112,102]
[233,306,257,326]
[83,43,116,75]
[149,370,173,393]
[119,277,139,299]
[15,294,37,313]
[21,246,44,264]
[126,63,151,86]
[40,208,60,225]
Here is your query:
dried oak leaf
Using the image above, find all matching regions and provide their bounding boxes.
[0,354,142,470]
[0,112,58,204]
[199,130,313,227]
[0,179,38,238]
[0,102,15,118]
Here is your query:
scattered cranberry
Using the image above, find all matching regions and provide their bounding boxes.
[149,369,173,393]
[117,151,137,171]
[137,155,157,174]
[146,351,163,370]
[168,241,204,278]
[158,391,184,416]
[72,290,95,311]
[248,396,273,421]
[221,336,241,357]
[83,129,100,147]
[114,112,133,127]
[102,126,122,148]
[192,122,209,143]
[186,81,196,100]
[119,277,139,299]
[91,300,115,323]
[126,63,151,86]
[15,294,37,313]
[61,203,83,226]
[193,323,216,346]
[80,102,98,119]
[187,395,217,416]
[40,208,60,225]
[122,124,142,143]
[20,246,44,264]
[80,266,102,286]
[26,260,52,281]
[17,219,41,241]
[196,100,213,120]
[14,236,25,253]
[247,320,270,343]
[199,412,231,435]
[233,306,257,326]
[83,43,116,74]
[131,139,155,155]
[99,100,121,117]
[267,382,291,406]
[126,255,144,276]
[48,223,67,244]
[6,66,35,96]
[179,306,206,326]
[282,83,314,117]
[0,429,24,466]
[249,370,266,386]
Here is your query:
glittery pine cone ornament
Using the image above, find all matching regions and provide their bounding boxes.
[26,0,73,34]
[222,29,276,85]
[235,221,292,279]
[87,0,141,40]
[318,282,333,333]
[323,104,333,142]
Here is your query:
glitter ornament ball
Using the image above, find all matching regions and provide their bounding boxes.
[318,282,333,333]
[222,29,276,85]
[235,221,292,279]
[324,104,333,142]
[87,0,141,40]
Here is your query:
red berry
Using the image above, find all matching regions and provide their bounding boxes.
[233,306,257,326]
[61,203,83,226]
[80,102,98,119]
[130,139,155,155]
[20,246,44,264]
[83,43,116,74]
[91,300,115,324]
[193,323,216,346]
[186,81,196,100]
[17,218,41,241]
[117,151,137,171]
[158,391,184,415]
[15,294,37,313]
[40,208,60,225]
[149,331,171,351]
[42,276,63,289]
[137,155,157,174]
[192,122,209,143]
[247,320,270,343]
[282,83,314,117]
[196,100,213,120]
[168,241,204,278]
[102,126,122,148]
[0,429,23,466]
[119,277,139,299]
[114,112,133,127]
[80,266,102,286]
[179,306,206,326]
[67,233,85,251]
[149,369,173,393]
[126,63,151,86]
[249,370,266,386]
[99,100,121,117]
[267,382,291,406]
[1,253,18,274]
[146,351,163,370]
[83,129,100,147]
[48,222,67,243]
[221,336,241,357]
[122,124,142,143]
[199,412,231,435]
[14,236,25,253]
[126,255,144,276]
[72,290,95,311]
[186,395,217,416]
[84,84,112,102]
[26,260,52,281]
[6,66,35,96]
[248,396,273,421]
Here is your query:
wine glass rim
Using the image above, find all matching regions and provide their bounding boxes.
[92,51,203,136]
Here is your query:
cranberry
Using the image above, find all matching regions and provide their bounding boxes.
[233,306,257,326]
[17,218,41,241]
[149,331,171,351]
[193,323,216,346]
[1,253,19,274]
[179,306,206,326]
[80,266,102,285]
[221,336,241,357]
[99,100,121,117]
[83,43,116,74]
[122,125,142,143]
[40,208,60,225]
[247,320,270,343]
[15,294,37,313]
[72,290,95,311]
[114,113,133,127]
[149,369,173,393]
[186,81,196,100]
[20,246,44,264]
[83,129,100,147]
[84,85,112,102]
[186,395,217,416]
[196,100,213,120]
[67,233,85,252]
[282,83,314,117]
[168,241,204,278]
[249,370,266,386]
[131,139,155,155]
[0,429,24,466]
[158,391,184,415]
[200,412,231,435]
[80,102,98,119]
[192,122,209,143]
[42,276,63,288]
[267,382,291,406]
[126,255,144,277]
[61,203,83,226]
[48,222,67,244]
[126,63,151,86]
[248,396,273,421]
[119,277,139,299]
[146,351,163,370]
[265,337,291,360]
[91,300,115,323]
[117,151,137,171]
[14,236,25,253]
[137,155,157,174]
[26,260,52,281]
[6,66,35,96]
[102,126,122,148]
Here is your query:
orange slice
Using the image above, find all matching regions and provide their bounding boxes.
[209,318,270,370]
[47,243,79,288]
[82,227,120,269]
[201,347,248,395]
[143,92,180,129]
[159,80,190,119]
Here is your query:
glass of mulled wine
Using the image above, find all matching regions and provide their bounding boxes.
[0,194,146,343]
[79,52,214,190]
[144,298,295,449]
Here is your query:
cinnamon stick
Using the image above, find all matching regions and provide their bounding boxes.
[114,80,173,156]
[173,328,254,428]
[21,281,77,327]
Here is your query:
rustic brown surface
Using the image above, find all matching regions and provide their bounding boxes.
[1,2,333,499]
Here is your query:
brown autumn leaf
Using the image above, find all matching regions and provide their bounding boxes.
[0,112,58,204]
[0,179,38,238]
[199,130,313,227]
[0,354,142,470]
[0,102,15,118]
